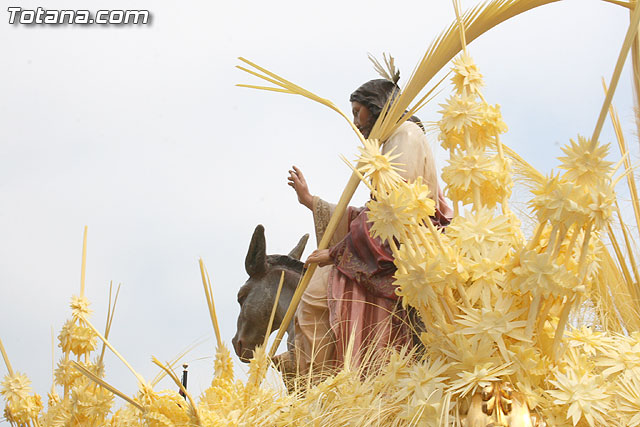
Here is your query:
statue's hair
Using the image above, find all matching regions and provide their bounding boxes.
[350,79,399,118]
[350,79,424,132]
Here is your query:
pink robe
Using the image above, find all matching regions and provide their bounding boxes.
[327,207,412,371]
[327,194,452,371]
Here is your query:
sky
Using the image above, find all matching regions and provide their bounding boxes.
[0,0,636,420]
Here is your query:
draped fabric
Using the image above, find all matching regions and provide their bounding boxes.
[326,196,453,370]
[293,197,355,376]
[330,207,397,300]
[327,207,412,370]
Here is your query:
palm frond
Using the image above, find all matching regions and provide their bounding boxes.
[82,315,145,385]
[199,258,222,348]
[150,338,205,387]
[0,337,14,375]
[590,0,640,149]
[72,361,143,411]
[368,52,400,84]
[151,356,201,424]
[596,244,640,332]
[98,281,121,367]
[605,80,640,242]
[236,57,365,144]
[601,0,633,8]
[499,143,545,188]
[374,0,567,143]
[80,226,87,297]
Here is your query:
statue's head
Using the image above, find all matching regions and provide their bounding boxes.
[350,79,399,138]
[350,79,423,138]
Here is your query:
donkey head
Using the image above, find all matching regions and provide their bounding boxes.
[232,224,308,362]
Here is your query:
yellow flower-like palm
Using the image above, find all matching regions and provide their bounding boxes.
[395,249,460,309]
[438,94,483,134]
[142,390,190,427]
[54,359,89,389]
[70,295,92,322]
[477,103,508,139]
[510,249,577,298]
[442,147,496,204]
[529,173,588,229]
[565,326,612,357]
[445,208,517,301]
[596,337,640,378]
[366,184,414,243]
[616,370,640,426]
[456,294,528,362]
[1,372,42,426]
[558,136,612,188]
[1,372,32,404]
[395,357,449,423]
[357,138,405,193]
[548,368,610,426]
[70,377,114,425]
[447,362,514,398]
[3,394,42,426]
[405,177,436,222]
[585,183,615,231]
[213,343,234,382]
[58,319,98,356]
[447,207,516,248]
[451,53,485,96]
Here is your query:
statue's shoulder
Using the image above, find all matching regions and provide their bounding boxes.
[386,121,428,150]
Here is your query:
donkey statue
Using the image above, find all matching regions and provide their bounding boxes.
[232,224,308,364]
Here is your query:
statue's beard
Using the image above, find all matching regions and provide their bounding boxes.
[358,116,376,139]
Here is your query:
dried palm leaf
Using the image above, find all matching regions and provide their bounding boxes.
[80,226,87,297]
[264,271,285,347]
[368,52,400,84]
[98,281,121,367]
[82,316,145,385]
[0,338,14,376]
[199,258,222,348]
[597,245,640,332]
[236,57,365,145]
[373,0,572,143]
[605,80,640,241]
[602,0,633,7]
[151,357,202,425]
[150,338,205,387]
[71,361,142,411]
[590,1,640,149]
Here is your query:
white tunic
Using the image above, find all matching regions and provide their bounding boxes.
[382,120,440,207]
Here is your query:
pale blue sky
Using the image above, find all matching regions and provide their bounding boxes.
[0,0,635,420]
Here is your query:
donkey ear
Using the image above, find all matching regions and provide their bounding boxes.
[245,225,267,276]
[288,233,309,260]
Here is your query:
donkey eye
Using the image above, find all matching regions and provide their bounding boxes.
[237,283,251,305]
[237,289,248,305]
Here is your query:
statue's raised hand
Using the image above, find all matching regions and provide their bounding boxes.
[287,166,313,210]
